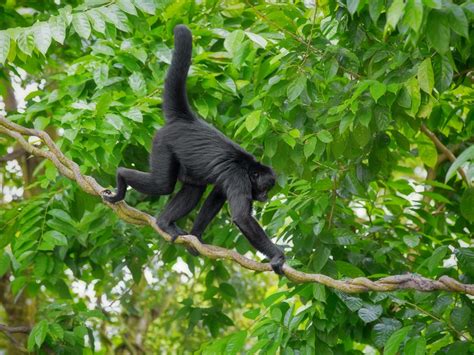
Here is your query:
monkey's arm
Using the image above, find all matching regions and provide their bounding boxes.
[228,193,285,275]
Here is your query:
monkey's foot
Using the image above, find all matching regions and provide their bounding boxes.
[186,235,204,256]
[101,189,122,203]
[186,246,200,256]
[156,219,187,243]
[270,253,286,275]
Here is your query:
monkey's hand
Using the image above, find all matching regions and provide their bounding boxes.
[101,189,122,203]
[270,251,286,275]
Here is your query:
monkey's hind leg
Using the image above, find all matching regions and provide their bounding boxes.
[156,184,205,250]
[102,145,178,203]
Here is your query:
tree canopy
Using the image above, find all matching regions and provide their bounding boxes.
[0,0,473,353]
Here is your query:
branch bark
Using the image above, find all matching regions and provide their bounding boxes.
[1,115,473,295]
[0,148,25,162]
[0,324,30,353]
[421,124,470,186]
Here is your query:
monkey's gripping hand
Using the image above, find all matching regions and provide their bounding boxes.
[101,189,123,204]
[270,248,286,275]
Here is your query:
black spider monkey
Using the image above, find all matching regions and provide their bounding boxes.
[102,25,285,274]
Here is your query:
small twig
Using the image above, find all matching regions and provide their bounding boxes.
[300,1,318,67]
[327,174,338,229]
[453,67,474,79]
[402,300,471,342]
[0,324,31,352]
[0,148,25,162]
[420,124,470,186]
[1,115,474,295]
[0,324,31,334]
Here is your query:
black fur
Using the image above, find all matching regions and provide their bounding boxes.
[102,25,285,274]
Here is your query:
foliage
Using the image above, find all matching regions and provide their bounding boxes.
[0,0,473,353]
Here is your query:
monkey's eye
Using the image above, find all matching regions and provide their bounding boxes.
[252,172,259,179]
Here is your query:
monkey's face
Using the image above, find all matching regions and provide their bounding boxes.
[250,165,276,202]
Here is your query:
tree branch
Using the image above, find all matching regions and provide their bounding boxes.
[0,324,30,353]
[420,124,470,186]
[1,115,473,295]
[0,148,25,162]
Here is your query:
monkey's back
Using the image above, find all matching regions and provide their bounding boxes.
[154,118,254,185]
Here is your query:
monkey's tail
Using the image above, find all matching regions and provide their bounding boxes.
[163,25,195,122]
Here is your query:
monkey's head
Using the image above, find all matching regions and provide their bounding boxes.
[249,163,276,202]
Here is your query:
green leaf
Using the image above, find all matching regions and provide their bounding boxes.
[125,107,143,122]
[263,291,286,307]
[426,245,448,273]
[317,130,333,143]
[106,113,123,130]
[93,63,109,87]
[34,253,48,278]
[370,81,386,102]
[426,11,450,54]
[339,294,363,312]
[224,331,247,354]
[95,92,112,118]
[33,22,52,55]
[450,306,471,330]
[448,4,469,38]
[245,110,261,132]
[87,9,106,34]
[48,324,64,341]
[29,320,48,349]
[304,137,317,158]
[372,318,402,348]
[405,77,421,116]
[289,128,300,138]
[422,0,441,9]
[384,326,412,355]
[224,30,245,56]
[287,75,307,102]
[219,283,237,298]
[245,32,267,48]
[43,231,68,246]
[455,248,474,277]
[283,135,296,148]
[73,13,91,39]
[34,116,50,131]
[359,109,372,127]
[433,55,453,93]
[100,5,130,32]
[405,0,423,31]
[0,252,11,277]
[347,0,360,16]
[358,304,383,323]
[133,0,156,15]
[417,58,434,94]
[0,31,10,64]
[17,30,35,56]
[117,0,137,16]
[405,336,426,355]
[369,0,384,23]
[128,71,146,96]
[49,16,66,44]
[243,308,260,320]
[353,124,371,147]
[386,0,405,30]
[403,234,420,248]
[49,209,75,225]
[446,145,474,182]
[460,188,474,223]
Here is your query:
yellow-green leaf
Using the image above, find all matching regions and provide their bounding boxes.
[418,58,434,94]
